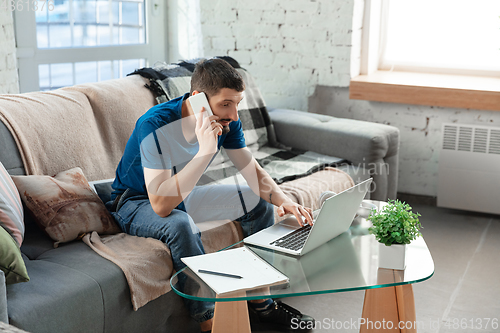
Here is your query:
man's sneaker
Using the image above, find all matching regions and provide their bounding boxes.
[249,300,315,332]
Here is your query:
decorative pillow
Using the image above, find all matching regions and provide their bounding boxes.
[0,161,28,284]
[0,226,29,284]
[0,161,25,246]
[12,167,120,246]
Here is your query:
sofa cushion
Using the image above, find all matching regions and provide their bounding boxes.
[6,250,106,333]
[12,168,120,246]
[8,240,198,333]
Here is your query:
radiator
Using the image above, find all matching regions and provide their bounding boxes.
[437,123,500,214]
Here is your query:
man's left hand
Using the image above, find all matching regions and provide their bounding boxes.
[277,201,314,226]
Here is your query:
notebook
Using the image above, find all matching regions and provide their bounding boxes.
[181,247,288,295]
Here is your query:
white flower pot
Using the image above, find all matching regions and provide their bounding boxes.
[378,243,406,270]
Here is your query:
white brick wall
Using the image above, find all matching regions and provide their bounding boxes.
[0,10,19,94]
[200,0,500,197]
[201,0,356,111]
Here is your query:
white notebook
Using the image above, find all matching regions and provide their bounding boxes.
[181,247,288,295]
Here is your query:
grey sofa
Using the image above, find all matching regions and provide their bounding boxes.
[0,61,399,333]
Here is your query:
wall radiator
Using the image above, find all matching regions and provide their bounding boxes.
[438,123,500,214]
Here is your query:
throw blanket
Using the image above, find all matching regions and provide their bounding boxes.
[277,167,355,222]
[82,232,173,311]
[80,167,354,311]
[0,75,155,181]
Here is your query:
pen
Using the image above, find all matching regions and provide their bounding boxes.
[198,269,243,279]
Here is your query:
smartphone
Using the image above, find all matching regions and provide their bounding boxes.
[187,92,214,122]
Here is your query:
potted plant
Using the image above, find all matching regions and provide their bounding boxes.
[367,199,422,270]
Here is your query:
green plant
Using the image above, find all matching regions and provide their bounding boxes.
[368,199,422,246]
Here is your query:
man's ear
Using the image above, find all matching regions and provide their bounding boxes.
[191,90,200,96]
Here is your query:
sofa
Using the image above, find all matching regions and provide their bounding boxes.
[0,57,399,333]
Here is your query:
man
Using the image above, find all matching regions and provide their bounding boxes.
[109,58,315,332]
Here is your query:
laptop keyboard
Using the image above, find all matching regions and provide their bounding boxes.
[269,224,312,251]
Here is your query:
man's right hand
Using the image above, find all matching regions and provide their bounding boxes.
[195,108,222,155]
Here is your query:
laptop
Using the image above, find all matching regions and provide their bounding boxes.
[243,178,372,256]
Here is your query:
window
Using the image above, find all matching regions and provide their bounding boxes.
[37,59,145,90]
[15,0,166,92]
[350,0,500,111]
[380,0,500,76]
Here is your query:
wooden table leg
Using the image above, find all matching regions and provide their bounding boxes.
[395,285,416,332]
[360,285,416,333]
[212,292,251,333]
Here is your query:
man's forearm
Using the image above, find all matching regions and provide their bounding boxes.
[147,152,214,217]
[255,163,291,207]
[229,150,312,225]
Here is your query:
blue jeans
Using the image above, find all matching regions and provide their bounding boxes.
[110,184,275,322]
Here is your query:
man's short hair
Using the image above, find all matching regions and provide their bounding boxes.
[190,58,245,98]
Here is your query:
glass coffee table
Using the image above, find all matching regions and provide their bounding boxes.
[171,201,434,332]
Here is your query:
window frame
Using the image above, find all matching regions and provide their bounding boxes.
[350,0,500,112]
[14,0,167,93]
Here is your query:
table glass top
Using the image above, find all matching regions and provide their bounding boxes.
[170,200,434,302]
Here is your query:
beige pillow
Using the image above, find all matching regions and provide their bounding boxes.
[12,167,120,246]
